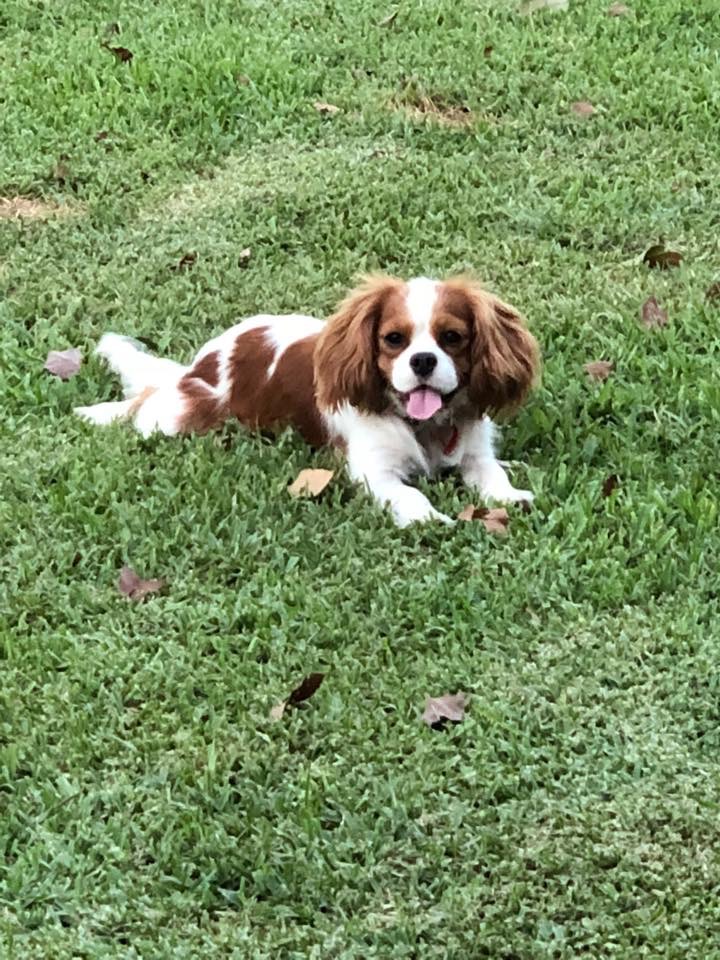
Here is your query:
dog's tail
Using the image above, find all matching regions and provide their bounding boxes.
[74,334,194,436]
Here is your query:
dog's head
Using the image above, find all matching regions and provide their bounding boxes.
[314,275,539,421]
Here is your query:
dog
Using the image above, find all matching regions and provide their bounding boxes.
[75,275,539,526]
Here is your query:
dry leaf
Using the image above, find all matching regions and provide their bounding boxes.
[483,45,494,57]
[607,2,630,14]
[584,360,614,382]
[520,0,569,13]
[288,468,334,498]
[44,347,82,380]
[378,9,399,26]
[103,43,133,62]
[423,692,467,728]
[705,281,720,301]
[95,130,110,142]
[270,672,325,720]
[457,505,510,535]
[640,295,668,329]
[117,566,165,601]
[643,245,683,269]
[173,252,197,272]
[602,474,620,497]
[237,247,252,266]
[314,101,340,115]
[571,101,595,117]
[235,73,250,86]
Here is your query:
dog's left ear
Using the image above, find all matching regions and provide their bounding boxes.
[444,279,539,417]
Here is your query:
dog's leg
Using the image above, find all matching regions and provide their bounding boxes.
[341,414,453,526]
[460,416,533,503]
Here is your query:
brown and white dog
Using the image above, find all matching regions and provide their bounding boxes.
[75,276,539,526]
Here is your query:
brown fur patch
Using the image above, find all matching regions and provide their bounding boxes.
[436,279,539,417]
[188,350,220,387]
[315,276,406,413]
[227,328,327,446]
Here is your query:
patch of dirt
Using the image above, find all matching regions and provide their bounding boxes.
[395,94,475,128]
[0,197,79,221]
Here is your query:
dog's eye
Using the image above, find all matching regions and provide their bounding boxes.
[384,332,406,347]
[441,330,463,346]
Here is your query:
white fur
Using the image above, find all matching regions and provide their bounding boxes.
[389,278,458,396]
[74,278,532,525]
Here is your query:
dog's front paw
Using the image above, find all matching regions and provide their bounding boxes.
[496,487,534,505]
[390,489,454,528]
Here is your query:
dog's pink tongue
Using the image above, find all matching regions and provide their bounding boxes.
[406,386,443,420]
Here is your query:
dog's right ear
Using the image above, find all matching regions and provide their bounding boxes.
[314,276,403,413]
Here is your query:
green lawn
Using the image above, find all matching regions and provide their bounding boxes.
[2,0,720,956]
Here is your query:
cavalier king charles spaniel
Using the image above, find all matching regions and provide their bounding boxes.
[76,276,539,526]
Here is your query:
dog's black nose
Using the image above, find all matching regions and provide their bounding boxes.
[409,352,438,378]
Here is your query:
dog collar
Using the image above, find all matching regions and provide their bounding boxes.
[442,426,460,457]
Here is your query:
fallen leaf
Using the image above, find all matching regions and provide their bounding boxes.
[173,252,197,272]
[602,474,620,497]
[607,2,630,13]
[288,468,334,498]
[457,505,510,535]
[314,101,340,115]
[270,672,325,720]
[571,101,595,117]
[423,692,467,728]
[235,73,251,86]
[237,247,252,266]
[117,566,165,601]
[44,347,82,380]
[378,9,399,26]
[95,130,110,142]
[520,0,569,13]
[643,244,682,269]
[584,360,614,382]
[483,45,494,57]
[640,295,668,329]
[705,281,720,301]
[102,43,133,63]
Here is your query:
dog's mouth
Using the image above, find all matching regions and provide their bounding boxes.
[400,386,457,421]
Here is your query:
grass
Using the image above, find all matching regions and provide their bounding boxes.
[2,0,720,955]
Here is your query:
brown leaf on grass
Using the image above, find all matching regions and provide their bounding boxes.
[44,347,82,380]
[422,692,467,729]
[584,360,614,382]
[602,474,620,497]
[457,505,510,536]
[117,566,165,601]
[95,130,110,142]
[270,672,325,720]
[237,247,252,266]
[288,468,334,498]
[607,2,630,14]
[643,244,683,269]
[173,252,197,272]
[102,43,133,62]
[571,101,595,117]
[640,295,668,329]
[314,101,340,115]
[705,282,720,301]
[483,45,494,57]
[235,73,251,86]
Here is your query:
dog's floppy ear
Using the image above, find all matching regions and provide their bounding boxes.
[444,278,539,417]
[314,276,402,413]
